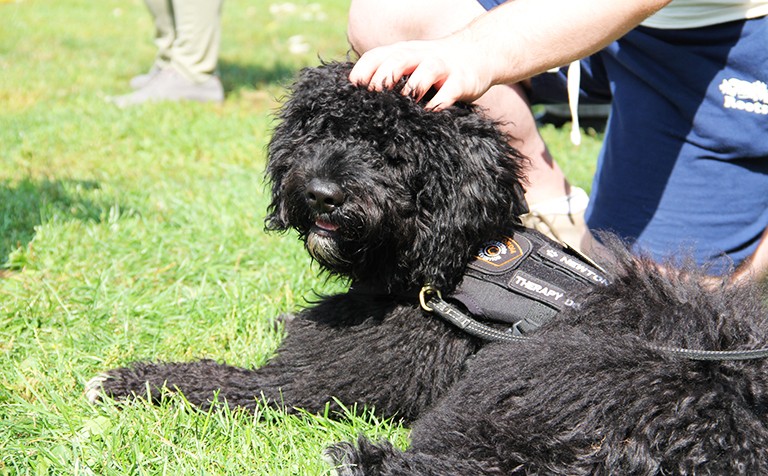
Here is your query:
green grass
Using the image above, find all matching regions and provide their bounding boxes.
[0,1,601,474]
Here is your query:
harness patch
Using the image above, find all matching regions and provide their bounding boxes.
[468,235,532,275]
[538,244,609,285]
[509,270,580,310]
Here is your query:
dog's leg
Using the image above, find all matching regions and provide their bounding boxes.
[324,343,538,476]
[86,359,268,410]
[88,296,479,421]
[324,437,505,476]
[329,320,768,476]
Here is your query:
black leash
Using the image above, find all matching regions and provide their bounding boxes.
[649,345,768,361]
[420,286,529,343]
[420,287,768,362]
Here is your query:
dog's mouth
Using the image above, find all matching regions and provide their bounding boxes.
[310,218,340,237]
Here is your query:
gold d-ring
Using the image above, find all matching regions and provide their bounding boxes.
[419,285,442,312]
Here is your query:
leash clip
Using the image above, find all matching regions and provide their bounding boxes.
[419,285,442,312]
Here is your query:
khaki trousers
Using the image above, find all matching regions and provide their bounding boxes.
[143,0,223,83]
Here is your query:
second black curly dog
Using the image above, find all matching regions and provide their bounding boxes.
[88,62,768,474]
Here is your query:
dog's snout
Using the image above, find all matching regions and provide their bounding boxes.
[305,178,345,213]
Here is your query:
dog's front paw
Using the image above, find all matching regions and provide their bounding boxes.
[324,442,364,476]
[324,437,400,476]
[84,367,152,405]
[83,362,174,405]
[84,373,112,404]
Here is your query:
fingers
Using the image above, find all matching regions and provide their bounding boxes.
[350,40,451,95]
[348,39,478,111]
[404,60,463,110]
[349,43,418,91]
[424,79,462,111]
[368,57,412,91]
[401,59,443,103]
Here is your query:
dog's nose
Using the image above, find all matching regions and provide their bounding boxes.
[305,178,345,213]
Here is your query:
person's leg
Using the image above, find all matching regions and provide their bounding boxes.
[129,0,174,89]
[169,0,223,84]
[348,0,590,252]
[144,0,175,70]
[111,0,224,106]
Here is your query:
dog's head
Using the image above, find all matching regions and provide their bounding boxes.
[266,61,528,292]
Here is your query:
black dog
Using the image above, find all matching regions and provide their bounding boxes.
[88,62,768,475]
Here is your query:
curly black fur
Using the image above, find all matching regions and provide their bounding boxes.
[89,62,768,475]
[265,62,528,292]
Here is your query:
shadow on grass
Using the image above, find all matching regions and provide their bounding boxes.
[0,178,110,268]
[218,60,302,93]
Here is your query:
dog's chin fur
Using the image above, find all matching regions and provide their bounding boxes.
[89,61,768,475]
[306,232,350,268]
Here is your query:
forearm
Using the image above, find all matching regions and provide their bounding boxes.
[350,0,673,109]
[461,0,673,86]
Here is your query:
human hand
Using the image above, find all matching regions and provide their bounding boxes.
[349,35,494,111]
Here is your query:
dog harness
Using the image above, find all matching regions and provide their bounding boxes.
[445,228,607,337]
[420,228,768,361]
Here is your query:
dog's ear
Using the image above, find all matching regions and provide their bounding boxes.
[461,116,530,219]
[264,137,294,232]
[265,192,289,231]
[405,114,529,290]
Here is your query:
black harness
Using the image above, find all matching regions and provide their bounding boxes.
[419,228,768,361]
[448,228,607,337]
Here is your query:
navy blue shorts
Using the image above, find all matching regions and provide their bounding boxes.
[479,0,768,273]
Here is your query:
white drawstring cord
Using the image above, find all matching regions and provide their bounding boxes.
[566,60,582,146]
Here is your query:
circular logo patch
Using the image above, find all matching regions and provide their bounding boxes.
[478,240,510,263]
[468,236,530,275]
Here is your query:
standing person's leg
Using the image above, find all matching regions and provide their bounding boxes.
[169,0,223,84]
[348,0,591,252]
[130,0,175,89]
[111,0,224,106]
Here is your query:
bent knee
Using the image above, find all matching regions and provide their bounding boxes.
[348,0,485,55]
[348,0,419,54]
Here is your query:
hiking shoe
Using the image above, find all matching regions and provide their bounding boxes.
[109,68,224,108]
